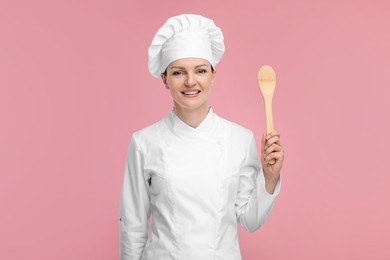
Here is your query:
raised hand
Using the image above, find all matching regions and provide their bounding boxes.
[261,130,284,194]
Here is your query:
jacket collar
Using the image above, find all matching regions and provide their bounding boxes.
[169,107,215,133]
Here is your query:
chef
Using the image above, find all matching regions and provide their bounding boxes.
[119,14,284,260]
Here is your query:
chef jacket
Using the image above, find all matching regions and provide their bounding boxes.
[119,107,281,260]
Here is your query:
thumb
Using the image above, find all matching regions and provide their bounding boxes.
[261,132,266,154]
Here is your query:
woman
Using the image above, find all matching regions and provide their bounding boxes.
[120,14,284,260]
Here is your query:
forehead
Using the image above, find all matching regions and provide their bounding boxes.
[168,58,211,69]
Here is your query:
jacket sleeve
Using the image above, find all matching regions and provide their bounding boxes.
[119,134,151,260]
[235,131,281,232]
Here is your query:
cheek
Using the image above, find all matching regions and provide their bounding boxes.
[203,79,214,91]
[167,78,182,89]
[169,88,177,98]
[167,84,181,99]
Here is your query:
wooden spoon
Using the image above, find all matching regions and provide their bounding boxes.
[258,65,276,165]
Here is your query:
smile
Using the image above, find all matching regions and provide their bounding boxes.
[181,90,201,96]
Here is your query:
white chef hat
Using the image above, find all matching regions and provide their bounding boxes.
[148,14,225,78]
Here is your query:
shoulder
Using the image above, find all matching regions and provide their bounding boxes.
[129,113,171,146]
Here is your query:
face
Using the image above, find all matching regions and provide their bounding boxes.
[161,58,216,113]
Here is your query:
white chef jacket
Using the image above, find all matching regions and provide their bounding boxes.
[119,107,281,260]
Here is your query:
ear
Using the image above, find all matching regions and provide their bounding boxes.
[161,73,169,89]
[211,70,216,86]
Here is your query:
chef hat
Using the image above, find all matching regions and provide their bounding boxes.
[148,14,225,78]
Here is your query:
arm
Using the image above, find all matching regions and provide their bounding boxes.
[119,134,151,260]
[235,132,281,232]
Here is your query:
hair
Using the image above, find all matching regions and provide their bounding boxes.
[162,64,214,76]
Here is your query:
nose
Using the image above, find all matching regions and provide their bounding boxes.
[185,73,196,87]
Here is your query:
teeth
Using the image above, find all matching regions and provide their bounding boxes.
[183,91,199,95]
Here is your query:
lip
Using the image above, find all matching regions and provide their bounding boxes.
[181,90,201,97]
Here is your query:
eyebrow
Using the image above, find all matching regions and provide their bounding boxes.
[169,64,209,70]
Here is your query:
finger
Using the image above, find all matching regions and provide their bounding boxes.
[265,143,283,155]
[265,135,281,150]
[265,151,284,163]
[265,144,284,159]
[266,130,280,140]
[261,132,266,152]
[261,133,267,165]
[271,130,280,136]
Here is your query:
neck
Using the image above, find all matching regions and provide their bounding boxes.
[173,104,210,128]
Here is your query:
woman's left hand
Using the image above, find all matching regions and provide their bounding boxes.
[261,130,284,193]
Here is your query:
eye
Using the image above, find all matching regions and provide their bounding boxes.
[172,70,183,76]
[197,69,207,74]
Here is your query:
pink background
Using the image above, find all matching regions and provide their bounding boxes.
[1,0,389,259]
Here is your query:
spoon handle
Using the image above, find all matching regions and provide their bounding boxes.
[264,99,274,134]
[264,99,276,165]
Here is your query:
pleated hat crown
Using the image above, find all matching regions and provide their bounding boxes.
[148,14,225,78]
